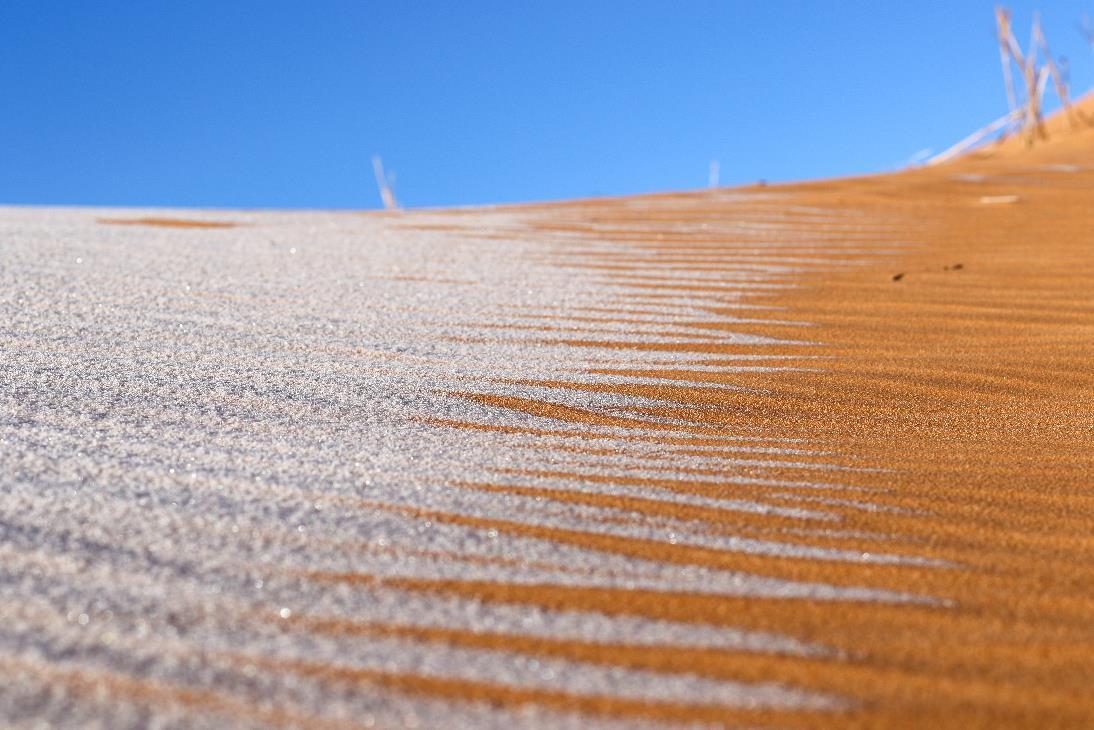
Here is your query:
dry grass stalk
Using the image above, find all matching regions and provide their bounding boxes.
[372,156,399,210]
[1032,15,1078,128]
[994,7,1078,147]
[928,8,1077,165]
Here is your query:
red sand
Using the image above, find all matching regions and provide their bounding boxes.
[98,217,238,229]
[386,103,1094,727]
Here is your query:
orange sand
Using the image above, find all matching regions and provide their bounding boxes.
[72,107,1094,728]
[332,106,1094,728]
[98,217,238,228]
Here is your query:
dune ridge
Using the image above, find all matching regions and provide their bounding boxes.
[2,105,1093,727]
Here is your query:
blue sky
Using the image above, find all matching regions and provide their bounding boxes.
[2,1,1092,209]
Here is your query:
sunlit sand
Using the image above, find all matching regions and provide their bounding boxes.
[3,96,1093,727]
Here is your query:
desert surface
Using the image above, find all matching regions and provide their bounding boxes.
[2,102,1093,728]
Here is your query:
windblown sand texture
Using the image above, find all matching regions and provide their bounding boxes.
[3,113,1094,728]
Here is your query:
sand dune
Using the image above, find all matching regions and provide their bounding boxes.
[2,108,1093,727]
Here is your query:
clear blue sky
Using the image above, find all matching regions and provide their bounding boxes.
[2,1,1091,209]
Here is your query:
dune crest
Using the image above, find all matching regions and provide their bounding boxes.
[2,111,1092,727]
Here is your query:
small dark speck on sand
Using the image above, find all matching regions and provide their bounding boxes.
[892,273,905,281]
[944,263,964,271]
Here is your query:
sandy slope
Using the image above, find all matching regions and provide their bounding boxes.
[2,111,1093,727]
